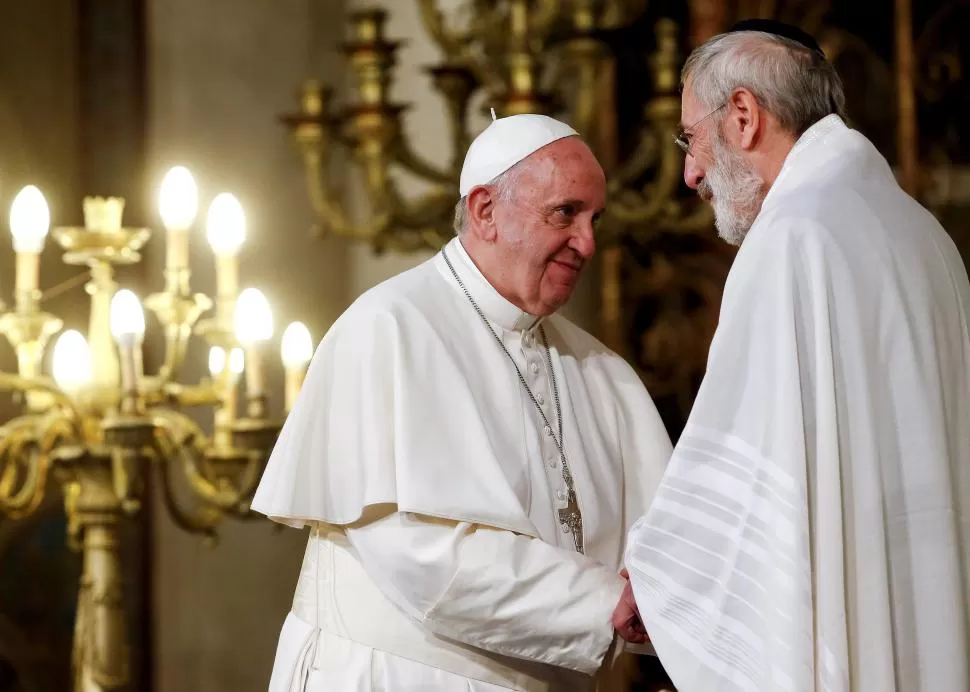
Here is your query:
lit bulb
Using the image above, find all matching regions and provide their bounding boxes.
[9,185,50,253]
[229,347,244,374]
[234,288,273,345]
[51,330,92,393]
[206,193,246,255]
[281,322,313,368]
[208,346,226,376]
[158,166,198,230]
[109,289,146,342]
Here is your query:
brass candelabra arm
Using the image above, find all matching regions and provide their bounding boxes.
[602,98,685,230]
[200,448,265,517]
[344,144,453,249]
[426,64,478,174]
[608,125,661,188]
[417,0,464,61]
[98,418,155,518]
[153,408,273,517]
[229,414,280,452]
[599,16,705,238]
[295,128,354,237]
[417,0,506,97]
[0,308,64,383]
[553,33,612,141]
[140,379,222,410]
[386,179,455,229]
[150,423,220,542]
[392,137,455,185]
[144,290,214,384]
[281,81,359,238]
[604,130,683,225]
[0,370,84,423]
[665,201,715,234]
[0,413,75,519]
[374,224,453,254]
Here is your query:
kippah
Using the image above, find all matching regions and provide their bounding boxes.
[728,19,825,58]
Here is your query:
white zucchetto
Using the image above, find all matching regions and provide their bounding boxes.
[458,114,579,196]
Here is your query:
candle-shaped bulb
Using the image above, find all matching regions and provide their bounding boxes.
[52,330,92,393]
[10,185,50,253]
[281,321,312,412]
[234,288,273,345]
[109,289,146,343]
[206,193,246,255]
[235,289,271,418]
[110,289,145,406]
[208,346,226,376]
[229,347,245,375]
[158,166,198,231]
[281,322,313,369]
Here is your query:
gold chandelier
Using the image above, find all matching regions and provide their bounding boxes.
[0,170,313,691]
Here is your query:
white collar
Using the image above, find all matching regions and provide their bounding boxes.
[437,236,544,333]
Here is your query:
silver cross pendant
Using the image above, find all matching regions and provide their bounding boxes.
[558,489,585,554]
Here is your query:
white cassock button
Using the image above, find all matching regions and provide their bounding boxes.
[548,458,558,468]
[561,523,570,534]
[556,489,566,501]
[530,362,539,374]
[536,393,545,405]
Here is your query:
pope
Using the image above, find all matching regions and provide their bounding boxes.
[252,113,673,690]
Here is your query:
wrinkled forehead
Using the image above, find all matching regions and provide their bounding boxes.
[521,138,606,199]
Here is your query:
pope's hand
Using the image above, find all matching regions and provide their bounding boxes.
[612,568,648,644]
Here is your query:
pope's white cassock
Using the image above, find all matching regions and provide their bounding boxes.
[252,115,673,691]
[626,114,970,691]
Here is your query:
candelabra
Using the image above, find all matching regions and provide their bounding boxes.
[0,170,315,692]
[280,1,653,253]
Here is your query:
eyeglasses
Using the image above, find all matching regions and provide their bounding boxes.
[673,104,726,157]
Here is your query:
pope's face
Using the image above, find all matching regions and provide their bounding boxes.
[491,137,605,316]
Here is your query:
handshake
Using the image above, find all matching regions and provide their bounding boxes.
[611,568,650,646]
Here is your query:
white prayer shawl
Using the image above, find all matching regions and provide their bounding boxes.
[626,115,970,692]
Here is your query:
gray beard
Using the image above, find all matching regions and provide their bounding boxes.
[699,128,766,246]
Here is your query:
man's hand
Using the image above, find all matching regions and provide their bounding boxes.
[612,569,648,644]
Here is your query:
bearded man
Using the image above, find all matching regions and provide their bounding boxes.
[253,113,672,691]
[618,19,970,692]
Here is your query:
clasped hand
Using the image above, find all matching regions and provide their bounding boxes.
[612,569,648,644]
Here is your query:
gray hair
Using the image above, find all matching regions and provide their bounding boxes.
[682,31,846,136]
[453,163,522,235]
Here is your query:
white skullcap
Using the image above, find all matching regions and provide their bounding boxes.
[458,113,579,196]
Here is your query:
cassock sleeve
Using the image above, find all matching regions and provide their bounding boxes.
[345,511,624,675]
[625,219,827,690]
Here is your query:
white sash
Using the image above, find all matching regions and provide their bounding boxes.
[267,525,584,692]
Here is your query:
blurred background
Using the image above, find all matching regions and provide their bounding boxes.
[0,1,966,690]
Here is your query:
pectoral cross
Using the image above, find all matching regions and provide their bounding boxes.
[558,486,585,554]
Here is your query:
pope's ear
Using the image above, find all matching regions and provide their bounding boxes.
[466,185,499,242]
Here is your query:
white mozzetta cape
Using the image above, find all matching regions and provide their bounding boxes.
[253,237,672,571]
[627,115,970,691]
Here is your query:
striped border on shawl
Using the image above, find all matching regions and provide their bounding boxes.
[627,424,816,691]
